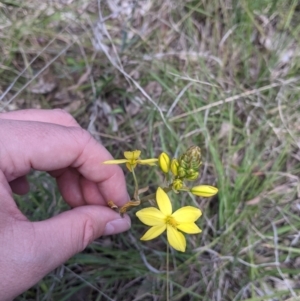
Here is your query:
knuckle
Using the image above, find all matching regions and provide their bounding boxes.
[70,126,94,148]
[74,126,99,150]
[53,109,79,126]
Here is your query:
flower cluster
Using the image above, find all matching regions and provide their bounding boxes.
[158,146,218,198]
[103,147,218,252]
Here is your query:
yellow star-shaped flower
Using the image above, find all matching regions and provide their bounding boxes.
[103,150,158,171]
[136,187,202,252]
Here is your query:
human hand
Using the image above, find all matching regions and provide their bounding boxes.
[0,109,131,301]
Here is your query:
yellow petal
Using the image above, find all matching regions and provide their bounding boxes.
[138,158,158,165]
[126,162,137,171]
[140,225,166,241]
[172,206,202,223]
[156,187,172,216]
[102,159,128,164]
[124,150,141,160]
[158,152,170,173]
[177,223,202,234]
[136,207,166,226]
[190,185,218,197]
[167,225,186,252]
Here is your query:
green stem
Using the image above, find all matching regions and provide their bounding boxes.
[139,186,172,203]
[166,243,169,301]
[165,172,170,184]
[131,167,140,200]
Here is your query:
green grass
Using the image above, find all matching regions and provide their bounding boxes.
[2,0,300,300]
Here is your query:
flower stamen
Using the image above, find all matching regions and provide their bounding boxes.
[166,216,178,228]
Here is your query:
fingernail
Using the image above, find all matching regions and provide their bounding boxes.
[103,218,131,236]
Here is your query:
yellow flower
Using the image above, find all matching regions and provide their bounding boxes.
[190,185,218,197]
[136,187,202,252]
[103,150,158,171]
[158,152,170,173]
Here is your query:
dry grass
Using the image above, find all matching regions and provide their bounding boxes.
[2,0,300,300]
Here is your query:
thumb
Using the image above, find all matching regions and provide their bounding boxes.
[34,206,131,268]
[2,206,131,300]
[28,207,130,292]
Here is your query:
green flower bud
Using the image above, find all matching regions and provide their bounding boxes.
[185,171,199,181]
[179,154,189,169]
[177,146,202,180]
[172,179,183,190]
[158,152,170,173]
[190,185,218,197]
[187,146,202,169]
[170,159,179,176]
[177,166,186,178]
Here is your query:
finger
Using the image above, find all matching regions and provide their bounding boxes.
[0,120,128,206]
[0,108,80,127]
[34,205,131,259]
[0,171,28,218]
[52,168,123,208]
[80,177,107,205]
[51,167,88,207]
[9,176,30,195]
[0,206,131,300]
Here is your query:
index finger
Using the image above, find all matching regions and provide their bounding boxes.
[0,119,128,206]
[0,108,80,127]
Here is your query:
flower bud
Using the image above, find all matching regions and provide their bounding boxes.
[170,159,179,176]
[177,166,186,178]
[177,146,202,180]
[172,179,183,190]
[179,153,189,169]
[187,146,202,168]
[190,185,218,197]
[185,170,199,181]
[158,152,170,173]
